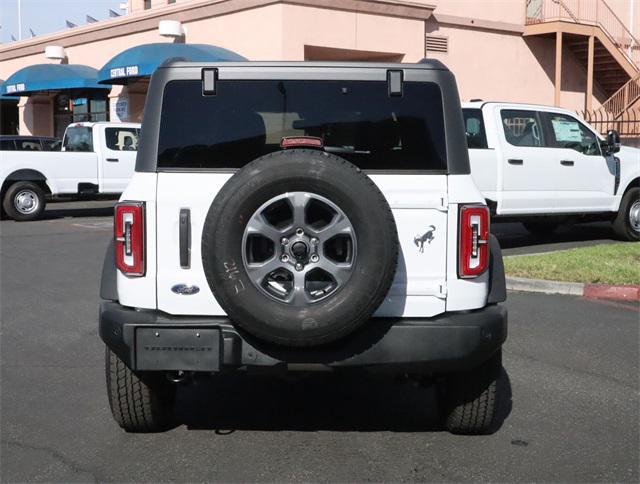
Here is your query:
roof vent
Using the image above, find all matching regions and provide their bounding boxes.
[425,35,448,54]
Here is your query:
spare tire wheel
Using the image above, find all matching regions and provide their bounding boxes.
[201,149,398,347]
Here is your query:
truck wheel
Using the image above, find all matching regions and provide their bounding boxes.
[440,350,502,435]
[201,149,398,347]
[522,221,558,236]
[2,181,46,221]
[612,187,640,241]
[105,348,176,433]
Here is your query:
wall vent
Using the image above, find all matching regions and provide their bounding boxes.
[426,35,448,54]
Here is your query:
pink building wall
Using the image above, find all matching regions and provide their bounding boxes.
[0,0,636,136]
[425,21,608,107]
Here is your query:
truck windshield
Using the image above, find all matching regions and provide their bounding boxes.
[157,79,447,171]
[63,127,94,152]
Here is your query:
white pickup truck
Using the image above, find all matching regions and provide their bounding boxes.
[463,102,640,241]
[0,122,140,221]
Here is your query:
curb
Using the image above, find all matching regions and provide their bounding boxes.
[506,277,640,301]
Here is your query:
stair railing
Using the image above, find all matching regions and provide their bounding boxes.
[600,72,640,117]
[525,0,640,66]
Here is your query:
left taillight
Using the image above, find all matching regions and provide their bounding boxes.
[114,201,145,277]
[458,204,490,278]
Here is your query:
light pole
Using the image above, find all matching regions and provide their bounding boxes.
[17,0,22,40]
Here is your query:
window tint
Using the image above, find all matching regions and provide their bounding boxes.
[16,140,42,151]
[0,139,16,150]
[463,108,488,149]
[106,127,140,151]
[544,113,601,156]
[501,110,543,147]
[158,80,447,171]
[63,127,94,152]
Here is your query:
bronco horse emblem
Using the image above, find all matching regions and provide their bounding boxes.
[414,225,436,253]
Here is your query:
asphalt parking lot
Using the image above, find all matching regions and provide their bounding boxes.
[1,201,638,482]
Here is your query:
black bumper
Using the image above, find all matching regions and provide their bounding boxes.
[99,302,507,374]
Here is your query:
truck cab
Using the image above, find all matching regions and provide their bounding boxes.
[62,122,140,194]
[463,101,639,240]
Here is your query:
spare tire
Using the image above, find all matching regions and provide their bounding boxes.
[202,149,398,347]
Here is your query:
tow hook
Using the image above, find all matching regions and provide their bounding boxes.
[165,370,192,384]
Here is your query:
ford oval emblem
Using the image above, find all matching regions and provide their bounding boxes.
[171,284,200,295]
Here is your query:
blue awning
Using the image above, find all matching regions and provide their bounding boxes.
[97,43,246,84]
[0,80,19,100]
[1,64,108,97]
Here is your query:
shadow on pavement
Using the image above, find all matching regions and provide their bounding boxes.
[173,369,512,434]
[492,222,617,251]
[40,205,115,220]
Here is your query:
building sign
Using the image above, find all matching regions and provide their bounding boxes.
[110,97,129,122]
[6,83,26,94]
[110,65,139,79]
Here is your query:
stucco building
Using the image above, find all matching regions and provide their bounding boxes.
[1,0,639,139]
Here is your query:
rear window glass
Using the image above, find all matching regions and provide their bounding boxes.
[106,127,140,151]
[462,108,488,149]
[158,80,447,171]
[43,139,61,151]
[16,140,43,151]
[63,127,94,152]
[0,140,16,150]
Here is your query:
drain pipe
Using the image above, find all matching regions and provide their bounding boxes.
[630,0,635,56]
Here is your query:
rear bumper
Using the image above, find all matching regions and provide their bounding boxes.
[99,302,507,374]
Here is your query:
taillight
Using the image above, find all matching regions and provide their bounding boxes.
[458,204,490,278]
[115,201,145,276]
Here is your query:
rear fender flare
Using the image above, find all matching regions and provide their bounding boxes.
[1,169,54,196]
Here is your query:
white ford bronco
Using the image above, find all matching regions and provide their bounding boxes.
[99,60,508,435]
[463,101,640,240]
[0,122,140,221]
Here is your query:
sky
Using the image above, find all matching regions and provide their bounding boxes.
[0,0,124,43]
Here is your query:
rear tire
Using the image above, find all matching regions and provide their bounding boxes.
[441,350,502,435]
[522,221,558,236]
[2,181,46,221]
[612,187,640,241]
[105,348,176,433]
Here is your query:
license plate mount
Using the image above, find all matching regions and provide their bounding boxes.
[136,328,220,371]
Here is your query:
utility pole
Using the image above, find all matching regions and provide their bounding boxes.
[17,0,22,40]
[629,0,635,58]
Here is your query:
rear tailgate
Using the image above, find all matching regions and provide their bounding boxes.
[155,172,449,318]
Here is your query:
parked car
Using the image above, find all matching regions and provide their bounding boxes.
[463,101,640,241]
[0,135,61,151]
[99,60,508,435]
[0,122,140,221]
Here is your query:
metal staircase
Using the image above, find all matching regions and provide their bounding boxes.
[525,0,640,136]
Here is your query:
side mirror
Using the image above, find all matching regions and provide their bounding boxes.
[607,130,621,154]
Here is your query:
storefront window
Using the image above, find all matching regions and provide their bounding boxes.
[54,92,109,138]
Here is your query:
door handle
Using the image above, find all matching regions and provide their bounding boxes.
[179,209,191,269]
[507,159,523,165]
[560,160,574,166]
[106,158,119,162]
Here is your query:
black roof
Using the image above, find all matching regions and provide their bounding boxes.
[0,135,59,141]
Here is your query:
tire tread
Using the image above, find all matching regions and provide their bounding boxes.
[105,348,175,432]
[443,350,501,435]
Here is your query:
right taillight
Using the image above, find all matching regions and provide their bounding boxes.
[114,201,145,277]
[458,204,490,278]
